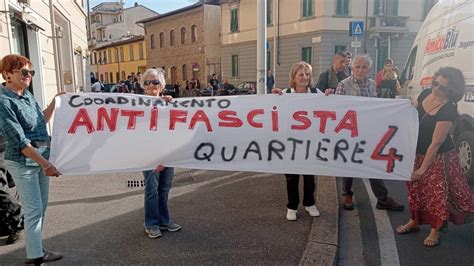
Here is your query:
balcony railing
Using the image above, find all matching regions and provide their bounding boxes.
[368,16,409,33]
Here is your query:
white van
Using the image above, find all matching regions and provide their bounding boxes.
[400,0,474,184]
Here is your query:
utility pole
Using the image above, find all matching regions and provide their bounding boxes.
[256,0,266,95]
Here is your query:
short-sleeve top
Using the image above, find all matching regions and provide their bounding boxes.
[416,89,457,155]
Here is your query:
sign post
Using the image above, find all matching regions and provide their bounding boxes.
[349,21,364,55]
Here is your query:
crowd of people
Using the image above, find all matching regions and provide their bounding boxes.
[0,50,473,265]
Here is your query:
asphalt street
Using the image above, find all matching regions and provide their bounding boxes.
[0,169,336,265]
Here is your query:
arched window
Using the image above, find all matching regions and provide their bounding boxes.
[159,32,164,48]
[181,27,186,45]
[150,34,155,49]
[182,64,187,80]
[170,30,175,46]
[191,25,197,43]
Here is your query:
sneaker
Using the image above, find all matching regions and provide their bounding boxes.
[25,249,63,264]
[145,228,162,238]
[376,197,404,211]
[304,205,321,217]
[343,195,354,210]
[286,209,297,221]
[159,223,182,232]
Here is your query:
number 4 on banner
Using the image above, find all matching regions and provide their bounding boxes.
[371,126,403,173]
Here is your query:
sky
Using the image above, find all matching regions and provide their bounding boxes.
[88,0,199,14]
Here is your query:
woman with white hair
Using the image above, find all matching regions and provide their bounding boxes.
[327,54,404,212]
[140,68,181,239]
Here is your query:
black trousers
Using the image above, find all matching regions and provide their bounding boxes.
[285,174,315,210]
[342,177,388,202]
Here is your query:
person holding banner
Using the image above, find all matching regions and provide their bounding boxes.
[396,67,474,247]
[0,54,62,264]
[273,62,321,221]
[327,54,404,212]
[140,68,182,238]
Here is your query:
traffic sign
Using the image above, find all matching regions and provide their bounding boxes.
[351,41,361,48]
[349,21,364,36]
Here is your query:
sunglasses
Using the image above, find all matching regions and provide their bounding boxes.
[144,80,160,86]
[16,69,35,77]
[431,80,448,91]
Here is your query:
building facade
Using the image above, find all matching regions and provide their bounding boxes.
[221,0,437,88]
[139,1,221,87]
[0,0,88,107]
[88,1,157,83]
[91,36,147,83]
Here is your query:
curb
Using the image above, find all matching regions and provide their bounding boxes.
[300,176,339,265]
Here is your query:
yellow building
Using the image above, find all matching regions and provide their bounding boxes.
[91,36,147,83]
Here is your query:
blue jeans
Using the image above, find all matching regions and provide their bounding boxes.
[143,167,174,229]
[4,160,49,259]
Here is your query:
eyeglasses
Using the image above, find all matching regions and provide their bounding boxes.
[431,80,448,91]
[15,69,35,77]
[144,80,160,86]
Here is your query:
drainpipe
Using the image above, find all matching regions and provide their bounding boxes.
[272,0,277,89]
[49,0,61,93]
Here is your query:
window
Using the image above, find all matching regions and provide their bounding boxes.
[120,47,124,62]
[302,0,313,18]
[150,34,156,49]
[230,7,239,32]
[181,27,186,45]
[129,45,134,61]
[231,55,239,77]
[336,0,349,16]
[116,72,120,83]
[103,51,107,64]
[170,30,175,46]
[159,32,164,48]
[191,25,197,42]
[301,47,312,64]
[105,72,109,83]
[108,49,112,63]
[374,0,398,16]
[182,64,187,80]
[267,0,273,25]
[139,43,144,60]
[334,45,347,54]
[109,73,113,83]
[98,53,102,64]
[114,48,118,62]
[422,0,437,19]
[94,52,97,64]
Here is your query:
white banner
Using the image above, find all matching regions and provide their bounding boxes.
[49,93,418,180]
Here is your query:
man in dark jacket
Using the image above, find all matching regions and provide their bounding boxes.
[315,52,349,93]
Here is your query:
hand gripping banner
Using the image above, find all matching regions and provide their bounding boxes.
[49,93,418,180]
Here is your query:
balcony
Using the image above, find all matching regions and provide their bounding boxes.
[368,16,409,34]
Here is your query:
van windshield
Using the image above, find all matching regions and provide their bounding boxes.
[400,46,418,84]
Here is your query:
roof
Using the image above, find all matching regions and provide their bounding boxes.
[96,35,145,50]
[136,1,220,24]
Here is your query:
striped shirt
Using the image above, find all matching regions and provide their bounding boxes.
[0,84,50,164]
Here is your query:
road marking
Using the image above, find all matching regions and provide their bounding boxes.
[362,179,400,266]
[170,171,245,198]
[210,173,273,189]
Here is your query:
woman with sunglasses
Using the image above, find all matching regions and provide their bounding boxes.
[396,67,474,247]
[140,68,181,239]
[0,55,62,264]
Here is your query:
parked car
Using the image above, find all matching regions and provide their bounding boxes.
[233,81,257,95]
[163,84,177,97]
[200,86,214,97]
[102,83,115,93]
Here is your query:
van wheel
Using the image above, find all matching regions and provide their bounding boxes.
[456,131,474,185]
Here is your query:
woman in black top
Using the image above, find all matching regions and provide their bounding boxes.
[395,67,474,247]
